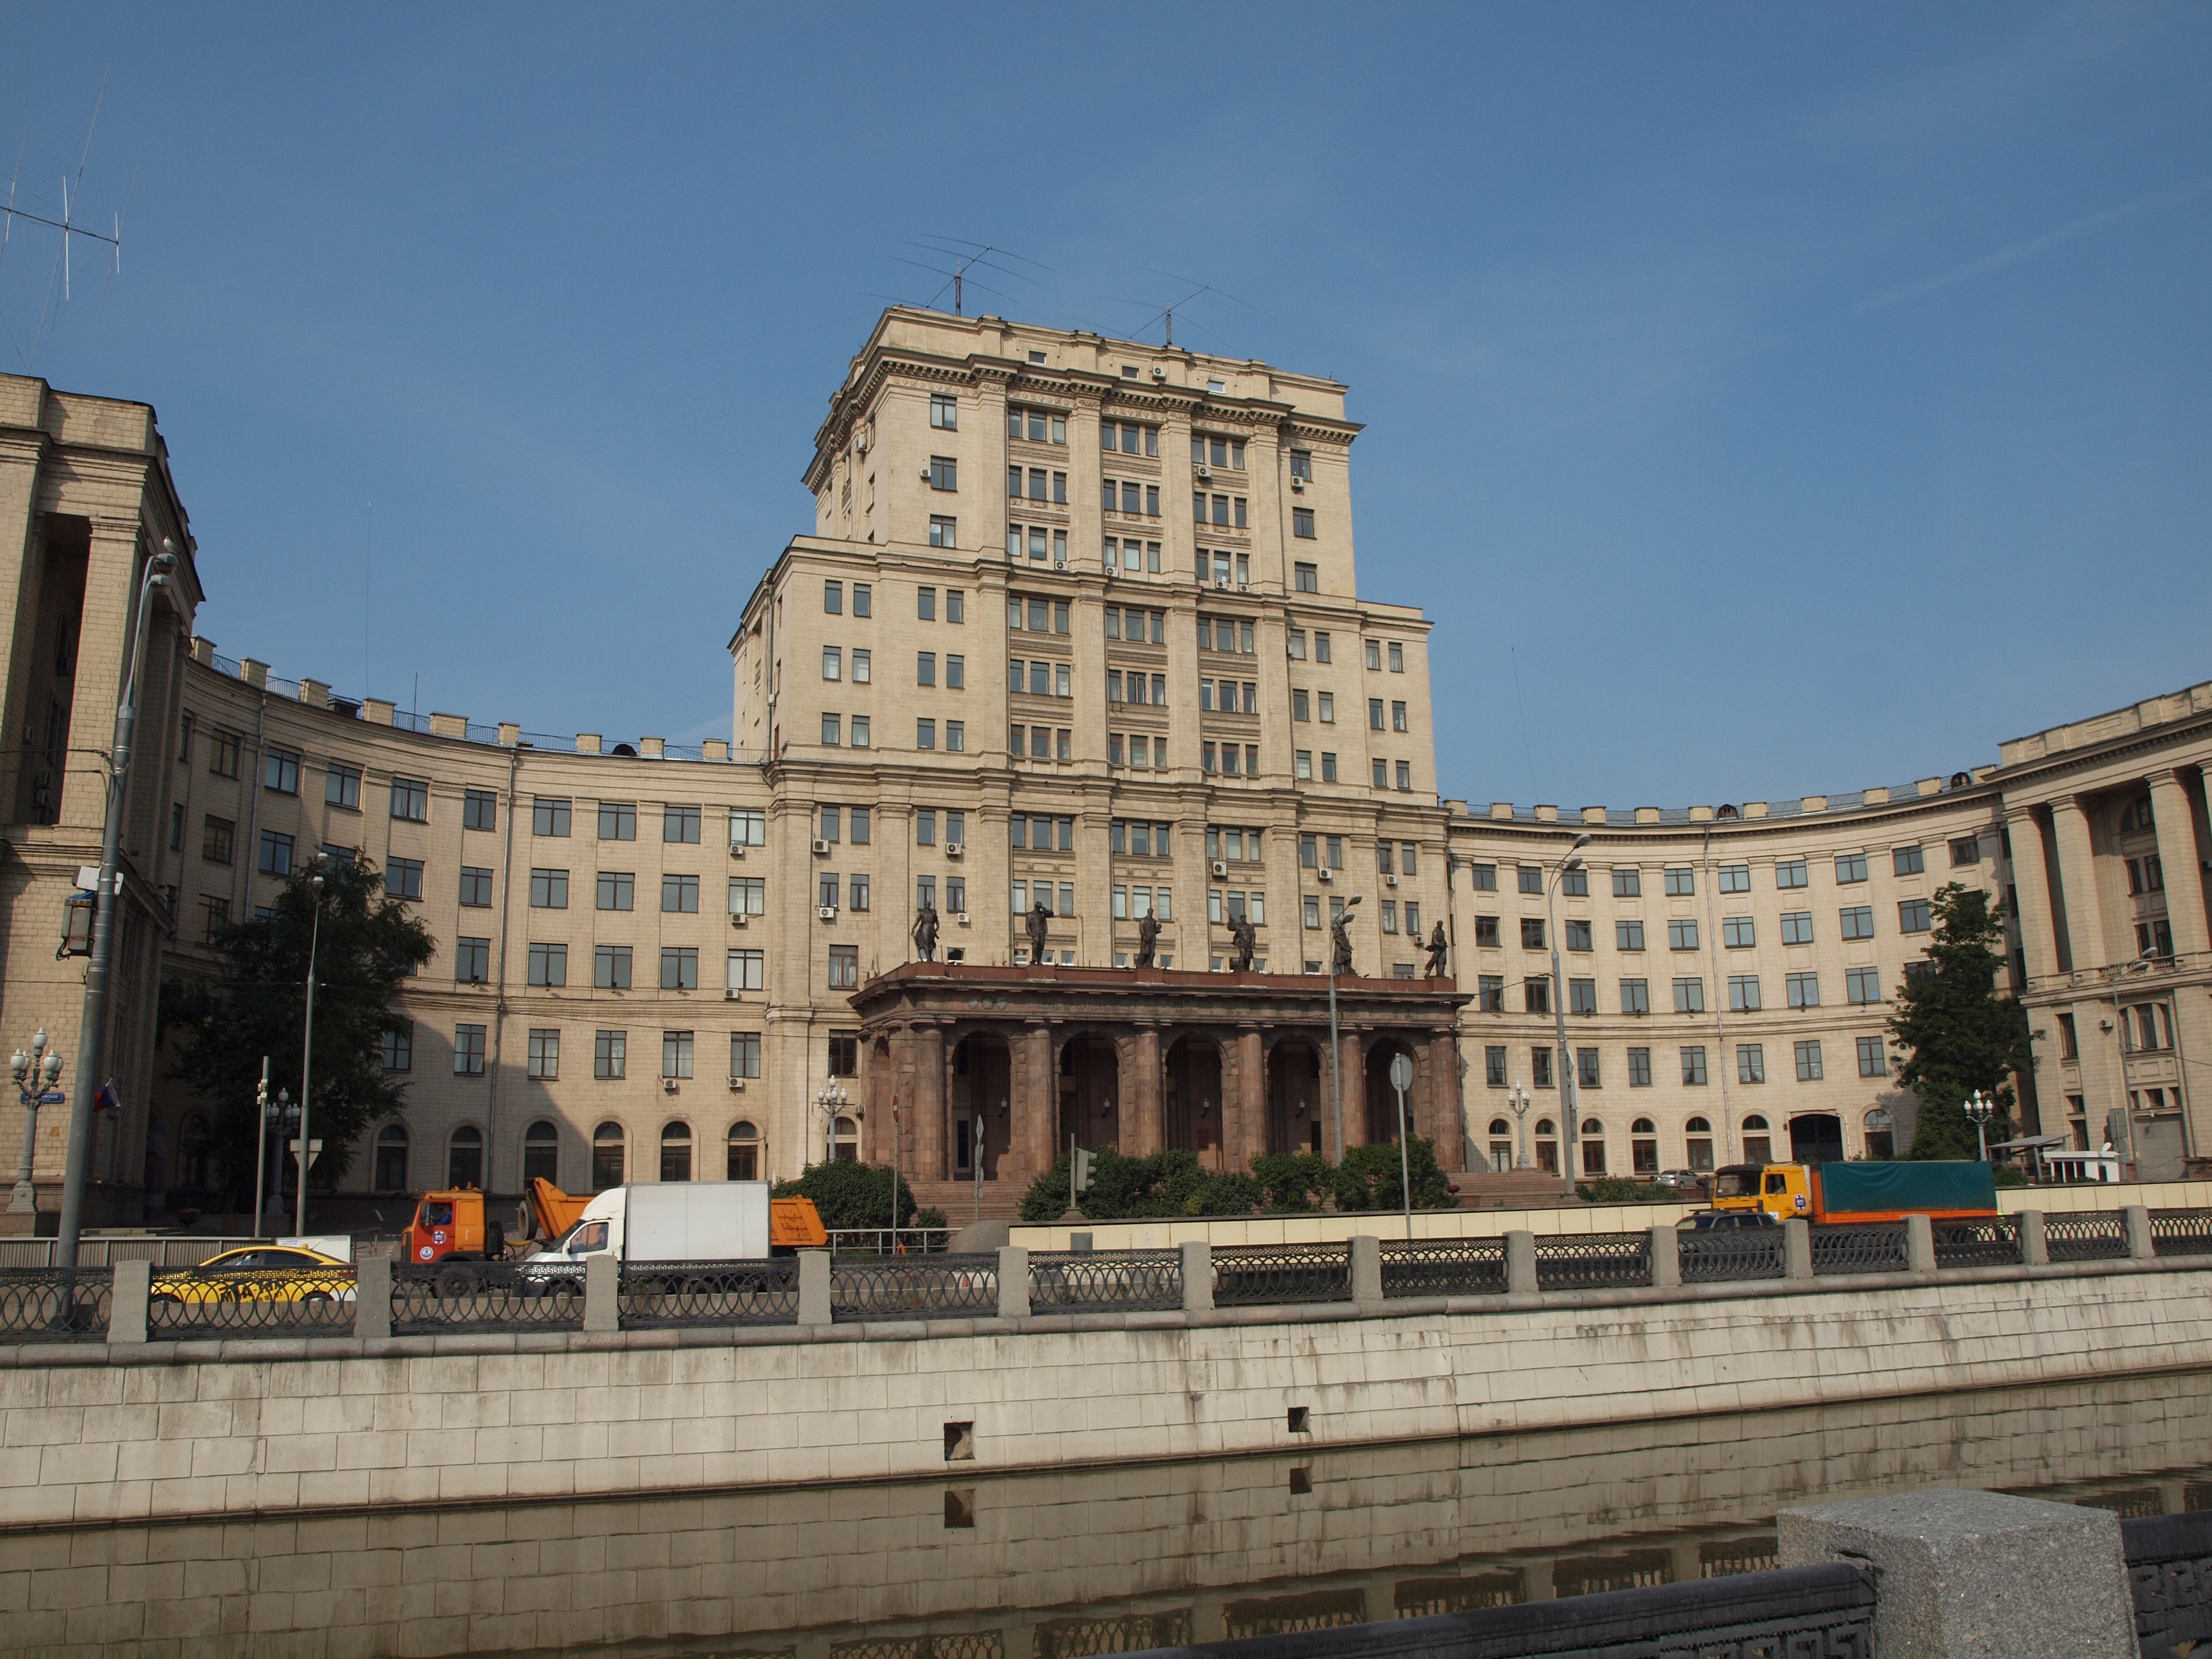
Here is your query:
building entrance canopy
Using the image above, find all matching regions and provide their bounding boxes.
[848,963,1472,1191]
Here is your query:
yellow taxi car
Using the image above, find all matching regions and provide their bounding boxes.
[149,1245,356,1315]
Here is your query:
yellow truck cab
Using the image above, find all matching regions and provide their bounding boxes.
[1708,1160,1998,1224]
[1710,1164,1813,1221]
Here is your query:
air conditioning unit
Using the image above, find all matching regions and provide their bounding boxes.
[730,912,749,927]
[1385,874,1398,888]
[1151,366,1167,381]
[1054,559,1066,569]
[812,838,831,855]
[1211,861,1228,878]
[1197,466,1212,481]
[918,468,932,482]
[945,842,964,858]
[1214,577,1228,589]
[729,843,746,859]
[956,912,972,926]
[1317,866,1334,883]
[663,1078,680,1094]
[1291,477,1306,492]
[727,1077,746,1091]
[817,905,838,921]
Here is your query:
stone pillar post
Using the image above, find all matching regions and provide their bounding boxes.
[1350,1235,1383,1310]
[583,1252,618,1333]
[2148,771,2210,956]
[2125,1204,2154,1259]
[797,1249,832,1326]
[1504,1229,1537,1296]
[1336,1028,1368,1150]
[915,1023,947,1181]
[1905,1213,1936,1274]
[2049,798,2108,973]
[1181,1240,1213,1312]
[1233,1026,1266,1173]
[2018,1210,2049,1266]
[354,1255,393,1340]
[996,1246,1029,1319]
[1130,1024,1164,1155]
[108,1259,149,1346]
[1784,1218,1812,1279]
[1017,1022,1056,1180]
[2006,809,2064,981]
[1647,1224,1680,1289]
[1426,1028,1465,1172]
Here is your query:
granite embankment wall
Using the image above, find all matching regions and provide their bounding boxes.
[4,1252,2212,1531]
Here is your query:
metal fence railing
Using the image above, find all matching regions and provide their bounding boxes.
[1379,1238,1508,1297]
[1535,1232,1652,1291]
[148,1267,357,1337]
[392,1262,585,1334]
[2151,1210,2212,1257]
[1028,1250,1181,1314]
[1933,1219,2021,1269]
[1212,1244,1353,1306]
[1812,1222,1909,1276]
[0,1267,111,1340]
[826,1228,952,1256]
[2046,1211,2128,1261]
[831,1254,999,1321]
[619,1260,800,1327]
[1679,1227,1786,1283]
[0,1236,262,1269]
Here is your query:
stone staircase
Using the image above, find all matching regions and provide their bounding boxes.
[1453,1171,1578,1209]
[907,1178,1029,1224]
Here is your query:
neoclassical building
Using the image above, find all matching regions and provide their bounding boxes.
[1,310,2205,1228]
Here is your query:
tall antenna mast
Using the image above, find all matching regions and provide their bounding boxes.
[3,75,128,368]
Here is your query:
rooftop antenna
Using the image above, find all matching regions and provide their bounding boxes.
[890,238,1051,318]
[3,73,128,370]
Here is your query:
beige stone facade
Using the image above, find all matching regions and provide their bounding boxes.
[1,310,2207,1223]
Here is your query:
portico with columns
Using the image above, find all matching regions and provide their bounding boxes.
[847,961,1471,1215]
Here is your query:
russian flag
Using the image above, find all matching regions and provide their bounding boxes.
[94,1079,120,1114]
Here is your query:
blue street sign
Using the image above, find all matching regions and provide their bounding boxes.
[36,1091,65,1105]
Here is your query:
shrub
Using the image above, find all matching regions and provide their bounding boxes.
[1329,1138,1457,1213]
[1250,1151,1333,1212]
[771,1161,928,1231]
[1019,1146,1261,1223]
[1574,1177,1680,1204]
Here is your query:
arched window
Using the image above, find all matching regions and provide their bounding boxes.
[447,1126,483,1189]
[374,1124,409,1192]
[661,1121,693,1183]
[1533,1118,1558,1175]
[1578,1118,1606,1177]
[1741,1114,1772,1165]
[1579,1118,1604,1137]
[1684,1116,1711,1134]
[1742,1115,1769,1131]
[1489,1119,1511,1136]
[522,1120,558,1185]
[2120,796,2155,834]
[727,1120,760,1181]
[1485,1118,1513,1170]
[1864,1107,1895,1162]
[1629,1118,1658,1176]
[592,1122,625,1190]
[833,1115,859,1164]
[1683,1115,1714,1173]
[178,1115,211,1190]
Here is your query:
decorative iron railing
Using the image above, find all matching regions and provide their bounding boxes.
[148,1268,357,1336]
[1678,1227,1786,1283]
[1534,1232,1651,1291]
[2046,1211,2128,1261]
[831,1254,999,1321]
[619,1260,800,1328]
[1028,1250,1182,1314]
[1211,1244,1353,1306]
[1378,1238,1508,1297]
[1933,1219,2021,1269]
[1811,1222,1909,1275]
[392,1261,585,1334]
[2152,1210,2212,1257]
[826,1228,952,1256]
[0,1267,111,1341]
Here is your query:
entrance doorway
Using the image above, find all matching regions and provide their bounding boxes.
[1164,1036,1223,1159]
[1789,1114,1844,1166]
[1365,1040,1419,1145]
[1267,1040,1324,1155]
[951,1035,1012,1180]
[1059,1035,1121,1153]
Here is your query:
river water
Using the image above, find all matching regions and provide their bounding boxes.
[6,1371,2211,1658]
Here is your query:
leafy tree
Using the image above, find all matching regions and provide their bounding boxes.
[1887,883,2036,1160]
[1019,1146,1261,1223]
[1330,1138,1457,1212]
[772,1161,944,1231]
[1250,1150,1333,1212]
[161,855,433,1201]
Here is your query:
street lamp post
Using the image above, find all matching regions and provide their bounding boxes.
[1545,834,1592,1179]
[1510,1084,1531,1170]
[57,542,177,1267]
[9,1030,64,1215]
[814,1080,849,1168]
[295,865,327,1239]
[1326,893,1364,1165]
[1963,1091,1995,1163]
[250,1059,269,1236]
[265,1090,296,1221]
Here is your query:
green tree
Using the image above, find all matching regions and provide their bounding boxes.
[161,855,434,1202]
[1019,1146,1262,1223]
[1887,883,2036,1160]
[1250,1150,1334,1212]
[1330,1138,1457,1212]
[771,1161,944,1231]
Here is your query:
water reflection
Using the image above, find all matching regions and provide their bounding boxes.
[5,1372,2211,1658]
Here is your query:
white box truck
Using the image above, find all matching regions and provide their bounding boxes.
[520,1182,774,1285]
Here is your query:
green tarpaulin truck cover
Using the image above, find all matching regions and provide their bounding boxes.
[1815,1160,1997,1218]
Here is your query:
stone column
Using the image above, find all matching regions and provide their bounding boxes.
[915,1023,947,1181]
[2148,770,2210,956]
[2049,798,2108,973]
[2006,809,2064,981]
[1425,1028,1465,1171]
[1233,1026,1266,1171]
[1336,1028,1368,1149]
[1017,1021,1056,1179]
[58,516,148,830]
[1129,1024,1164,1155]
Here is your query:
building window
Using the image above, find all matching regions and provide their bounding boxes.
[664,1120,697,1181]
[1523,977,1550,1014]
[447,1126,484,1187]
[534,797,572,837]
[1775,859,1807,889]
[374,1124,410,1190]
[1795,1040,1824,1081]
[1722,916,1756,948]
[930,392,958,429]
[386,857,425,900]
[1949,836,1983,866]
[1485,1046,1508,1087]
[1521,918,1545,949]
[531,867,569,908]
[1858,1036,1887,1078]
[1729,975,1761,1013]
[208,730,241,778]
[462,788,495,830]
[661,948,699,991]
[594,945,633,989]
[1667,919,1698,950]
[1293,561,1318,594]
[527,943,568,987]
[1628,1048,1652,1087]
[1681,1046,1708,1086]
[391,777,429,822]
[1621,978,1651,1014]
[594,1033,627,1082]
[1839,906,1875,940]
[1532,1048,1553,1088]
[1565,919,1593,952]
[455,935,490,983]
[1893,845,1925,876]
[1786,972,1820,1008]
[1477,973,1504,1009]
[1742,1115,1771,1164]
[1717,864,1751,893]
[662,1032,694,1081]
[1738,1045,1765,1085]
[730,1032,762,1080]
[1846,967,1881,1005]
[258,829,294,876]
[454,1025,487,1077]
[1898,899,1933,933]
[1835,853,1868,884]
[591,1121,625,1189]
[597,872,635,911]
[928,455,957,491]
[381,1023,413,1073]
[828,944,860,989]
[326,764,363,810]
[1780,912,1814,945]
[1570,978,1597,1014]
[1673,977,1705,1013]
[527,1030,560,1081]
[1617,920,1646,951]
[727,949,765,992]
[664,805,702,844]
[262,747,300,794]
[662,874,700,914]
[1291,507,1315,539]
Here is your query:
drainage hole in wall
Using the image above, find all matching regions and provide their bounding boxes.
[1287,1406,1311,1433]
[1288,1468,1313,1496]
[944,1488,976,1528]
[944,1421,975,1462]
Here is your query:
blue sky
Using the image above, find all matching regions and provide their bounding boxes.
[3,4,2205,810]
